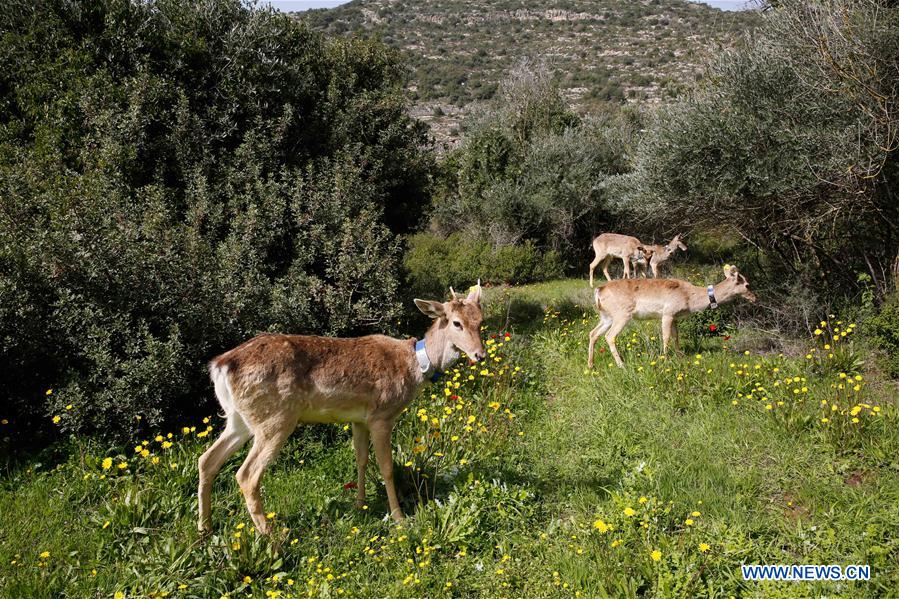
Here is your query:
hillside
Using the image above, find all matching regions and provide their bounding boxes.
[302,0,761,145]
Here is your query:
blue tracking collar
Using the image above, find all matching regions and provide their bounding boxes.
[707,285,718,309]
[415,339,442,382]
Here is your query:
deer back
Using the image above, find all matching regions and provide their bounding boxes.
[593,233,643,257]
[210,333,420,424]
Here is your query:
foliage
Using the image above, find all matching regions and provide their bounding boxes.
[404,233,564,299]
[430,63,637,259]
[866,294,899,378]
[615,0,899,304]
[0,0,432,440]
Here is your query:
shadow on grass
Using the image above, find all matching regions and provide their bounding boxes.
[486,294,595,337]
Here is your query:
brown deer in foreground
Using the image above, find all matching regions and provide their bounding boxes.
[587,265,757,368]
[631,234,687,279]
[198,283,485,534]
[589,233,654,286]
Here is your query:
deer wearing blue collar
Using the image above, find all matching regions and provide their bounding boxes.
[198,282,485,534]
[587,265,757,368]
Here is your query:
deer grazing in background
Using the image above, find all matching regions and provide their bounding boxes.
[587,265,757,368]
[589,233,654,286]
[198,283,485,534]
[631,234,687,278]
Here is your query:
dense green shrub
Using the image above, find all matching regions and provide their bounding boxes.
[866,295,899,378]
[0,0,432,441]
[404,233,563,298]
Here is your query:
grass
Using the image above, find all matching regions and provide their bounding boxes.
[1,278,897,597]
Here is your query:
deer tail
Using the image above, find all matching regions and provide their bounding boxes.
[593,287,603,311]
[208,358,235,417]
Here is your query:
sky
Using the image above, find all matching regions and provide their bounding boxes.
[263,1,754,12]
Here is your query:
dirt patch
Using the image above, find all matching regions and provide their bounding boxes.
[782,493,809,521]
[843,470,872,487]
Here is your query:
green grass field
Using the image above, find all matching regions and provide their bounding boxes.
[1,279,897,598]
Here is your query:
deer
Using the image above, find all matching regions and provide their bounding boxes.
[197,282,486,535]
[631,234,687,278]
[587,265,757,368]
[589,233,654,286]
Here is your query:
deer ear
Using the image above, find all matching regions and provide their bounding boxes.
[414,299,445,319]
[724,264,739,278]
[466,279,482,304]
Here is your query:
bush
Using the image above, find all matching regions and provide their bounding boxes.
[0,0,432,441]
[404,233,564,298]
[866,295,899,378]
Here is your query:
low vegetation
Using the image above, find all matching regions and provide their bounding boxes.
[1,279,896,596]
[404,233,564,299]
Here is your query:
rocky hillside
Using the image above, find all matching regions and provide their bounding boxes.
[302,0,760,145]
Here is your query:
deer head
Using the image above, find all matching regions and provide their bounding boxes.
[720,265,757,303]
[666,234,687,254]
[636,245,655,262]
[414,281,486,362]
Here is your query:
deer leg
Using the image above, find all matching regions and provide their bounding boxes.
[661,315,675,355]
[197,411,252,533]
[587,315,613,369]
[589,255,602,288]
[672,319,681,352]
[605,318,629,367]
[369,420,403,521]
[601,257,613,281]
[651,261,659,278]
[236,421,295,534]
[621,256,631,279]
[352,423,370,509]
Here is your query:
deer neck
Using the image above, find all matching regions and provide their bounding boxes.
[690,281,735,312]
[420,319,459,375]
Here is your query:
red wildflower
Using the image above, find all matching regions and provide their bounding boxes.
[709,324,717,332]
[343,482,357,490]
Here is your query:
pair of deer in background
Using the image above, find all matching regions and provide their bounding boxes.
[588,232,687,286]
[197,232,757,536]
